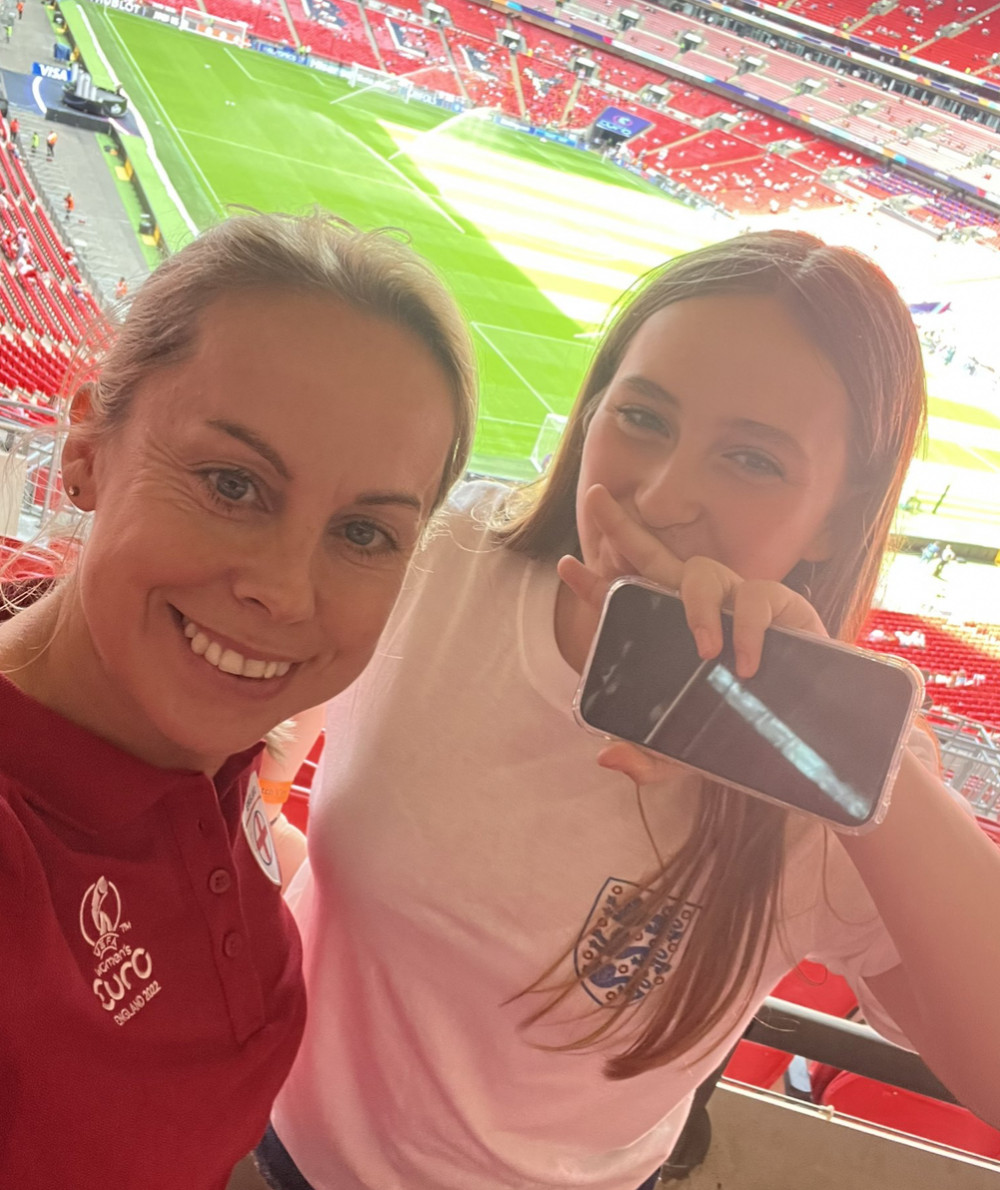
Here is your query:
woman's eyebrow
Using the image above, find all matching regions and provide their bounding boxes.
[206,418,290,480]
[356,491,422,512]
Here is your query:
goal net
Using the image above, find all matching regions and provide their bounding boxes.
[179,7,249,48]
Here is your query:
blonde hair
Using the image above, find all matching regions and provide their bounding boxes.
[69,209,477,509]
[501,230,926,1078]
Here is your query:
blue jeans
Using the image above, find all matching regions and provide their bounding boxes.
[254,1125,315,1190]
[255,1124,662,1190]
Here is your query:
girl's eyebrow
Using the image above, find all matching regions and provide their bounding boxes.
[728,418,808,464]
[621,375,809,465]
[620,374,680,408]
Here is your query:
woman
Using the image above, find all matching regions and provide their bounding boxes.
[266,230,1000,1190]
[0,210,476,1190]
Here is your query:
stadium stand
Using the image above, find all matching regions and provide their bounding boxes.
[294,0,380,69]
[862,608,1000,731]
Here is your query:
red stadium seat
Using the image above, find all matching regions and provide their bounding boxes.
[817,1072,1000,1158]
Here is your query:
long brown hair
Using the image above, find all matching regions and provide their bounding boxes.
[498,230,926,1078]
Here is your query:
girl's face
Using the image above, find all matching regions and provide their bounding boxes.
[577,293,852,584]
[55,289,456,773]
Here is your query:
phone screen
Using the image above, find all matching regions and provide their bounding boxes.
[578,582,918,829]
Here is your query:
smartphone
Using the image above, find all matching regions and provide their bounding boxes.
[574,578,921,831]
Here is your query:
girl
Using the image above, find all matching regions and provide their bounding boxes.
[0,211,476,1189]
[265,230,1000,1190]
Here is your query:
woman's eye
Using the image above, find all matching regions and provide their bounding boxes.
[212,469,256,503]
[200,468,261,509]
[342,519,398,556]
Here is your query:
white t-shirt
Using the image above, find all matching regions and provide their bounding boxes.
[273,482,911,1190]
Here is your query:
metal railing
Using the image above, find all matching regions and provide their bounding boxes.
[932,709,1000,820]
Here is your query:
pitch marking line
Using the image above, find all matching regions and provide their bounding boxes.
[102,15,225,215]
[79,8,200,237]
[473,321,593,350]
[176,126,431,201]
[224,46,256,82]
[963,446,1000,474]
[472,323,555,416]
[337,127,466,234]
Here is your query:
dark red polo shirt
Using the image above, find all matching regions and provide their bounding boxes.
[0,673,306,1189]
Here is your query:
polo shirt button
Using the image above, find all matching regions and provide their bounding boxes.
[208,868,232,895]
[222,931,244,959]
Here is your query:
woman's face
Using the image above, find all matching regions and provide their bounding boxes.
[61,290,456,771]
[577,293,852,584]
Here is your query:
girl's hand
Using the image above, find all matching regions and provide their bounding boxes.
[561,485,827,785]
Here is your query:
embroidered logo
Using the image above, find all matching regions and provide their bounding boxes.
[575,877,700,1007]
[80,877,160,1026]
[80,875,122,959]
[242,772,282,887]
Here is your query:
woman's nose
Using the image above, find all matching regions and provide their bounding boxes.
[230,534,320,624]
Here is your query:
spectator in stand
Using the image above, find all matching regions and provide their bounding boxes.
[16,1,22,18]
[0,211,476,1187]
[14,253,36,283]
[934,543,957,580]
[29,130,38,155]
[63,192,74,218]
[261,231,1000,1190]
[115,275,129,300]
[46,130,57,159]
[8,116,18,145]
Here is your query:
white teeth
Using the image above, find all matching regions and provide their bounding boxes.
[218,648,244,676]
[182,616,294,680]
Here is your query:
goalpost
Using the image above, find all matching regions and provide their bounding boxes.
[179,7,249,48]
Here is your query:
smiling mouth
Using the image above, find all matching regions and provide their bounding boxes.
[180,615,296,680]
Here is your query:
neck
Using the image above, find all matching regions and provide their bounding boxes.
[0,585,222,775]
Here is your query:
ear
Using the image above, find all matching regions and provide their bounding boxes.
[60,384,101,511]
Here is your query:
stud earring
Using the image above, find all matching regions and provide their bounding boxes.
[67,484,80,498]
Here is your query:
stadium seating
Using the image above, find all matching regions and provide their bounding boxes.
[862,609,1000,732]
[725,960,857,1090]
[294,0,379,69]
[816,1073,1000,1158]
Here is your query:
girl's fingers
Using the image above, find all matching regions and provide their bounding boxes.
[677,557,740,660]
[584,485,684,589]
[730,581,829,677]
[596,741,682,785]
[729,582,777,677]
[556,554,609,610]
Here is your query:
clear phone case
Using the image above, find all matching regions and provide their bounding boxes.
[573,576,923,834]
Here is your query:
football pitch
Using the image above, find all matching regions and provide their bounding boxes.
[78,7,713,476]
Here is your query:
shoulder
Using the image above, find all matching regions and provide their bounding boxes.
[419,479,516,559]
[0,781,33,926]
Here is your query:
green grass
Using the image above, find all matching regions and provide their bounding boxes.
[69,3,1000,522]
[75,5,709,475]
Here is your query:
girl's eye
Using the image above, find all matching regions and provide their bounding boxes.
[341,518,399,556]
[728,450,784,479]
[616,405,668,435]
[202,468,260,508]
